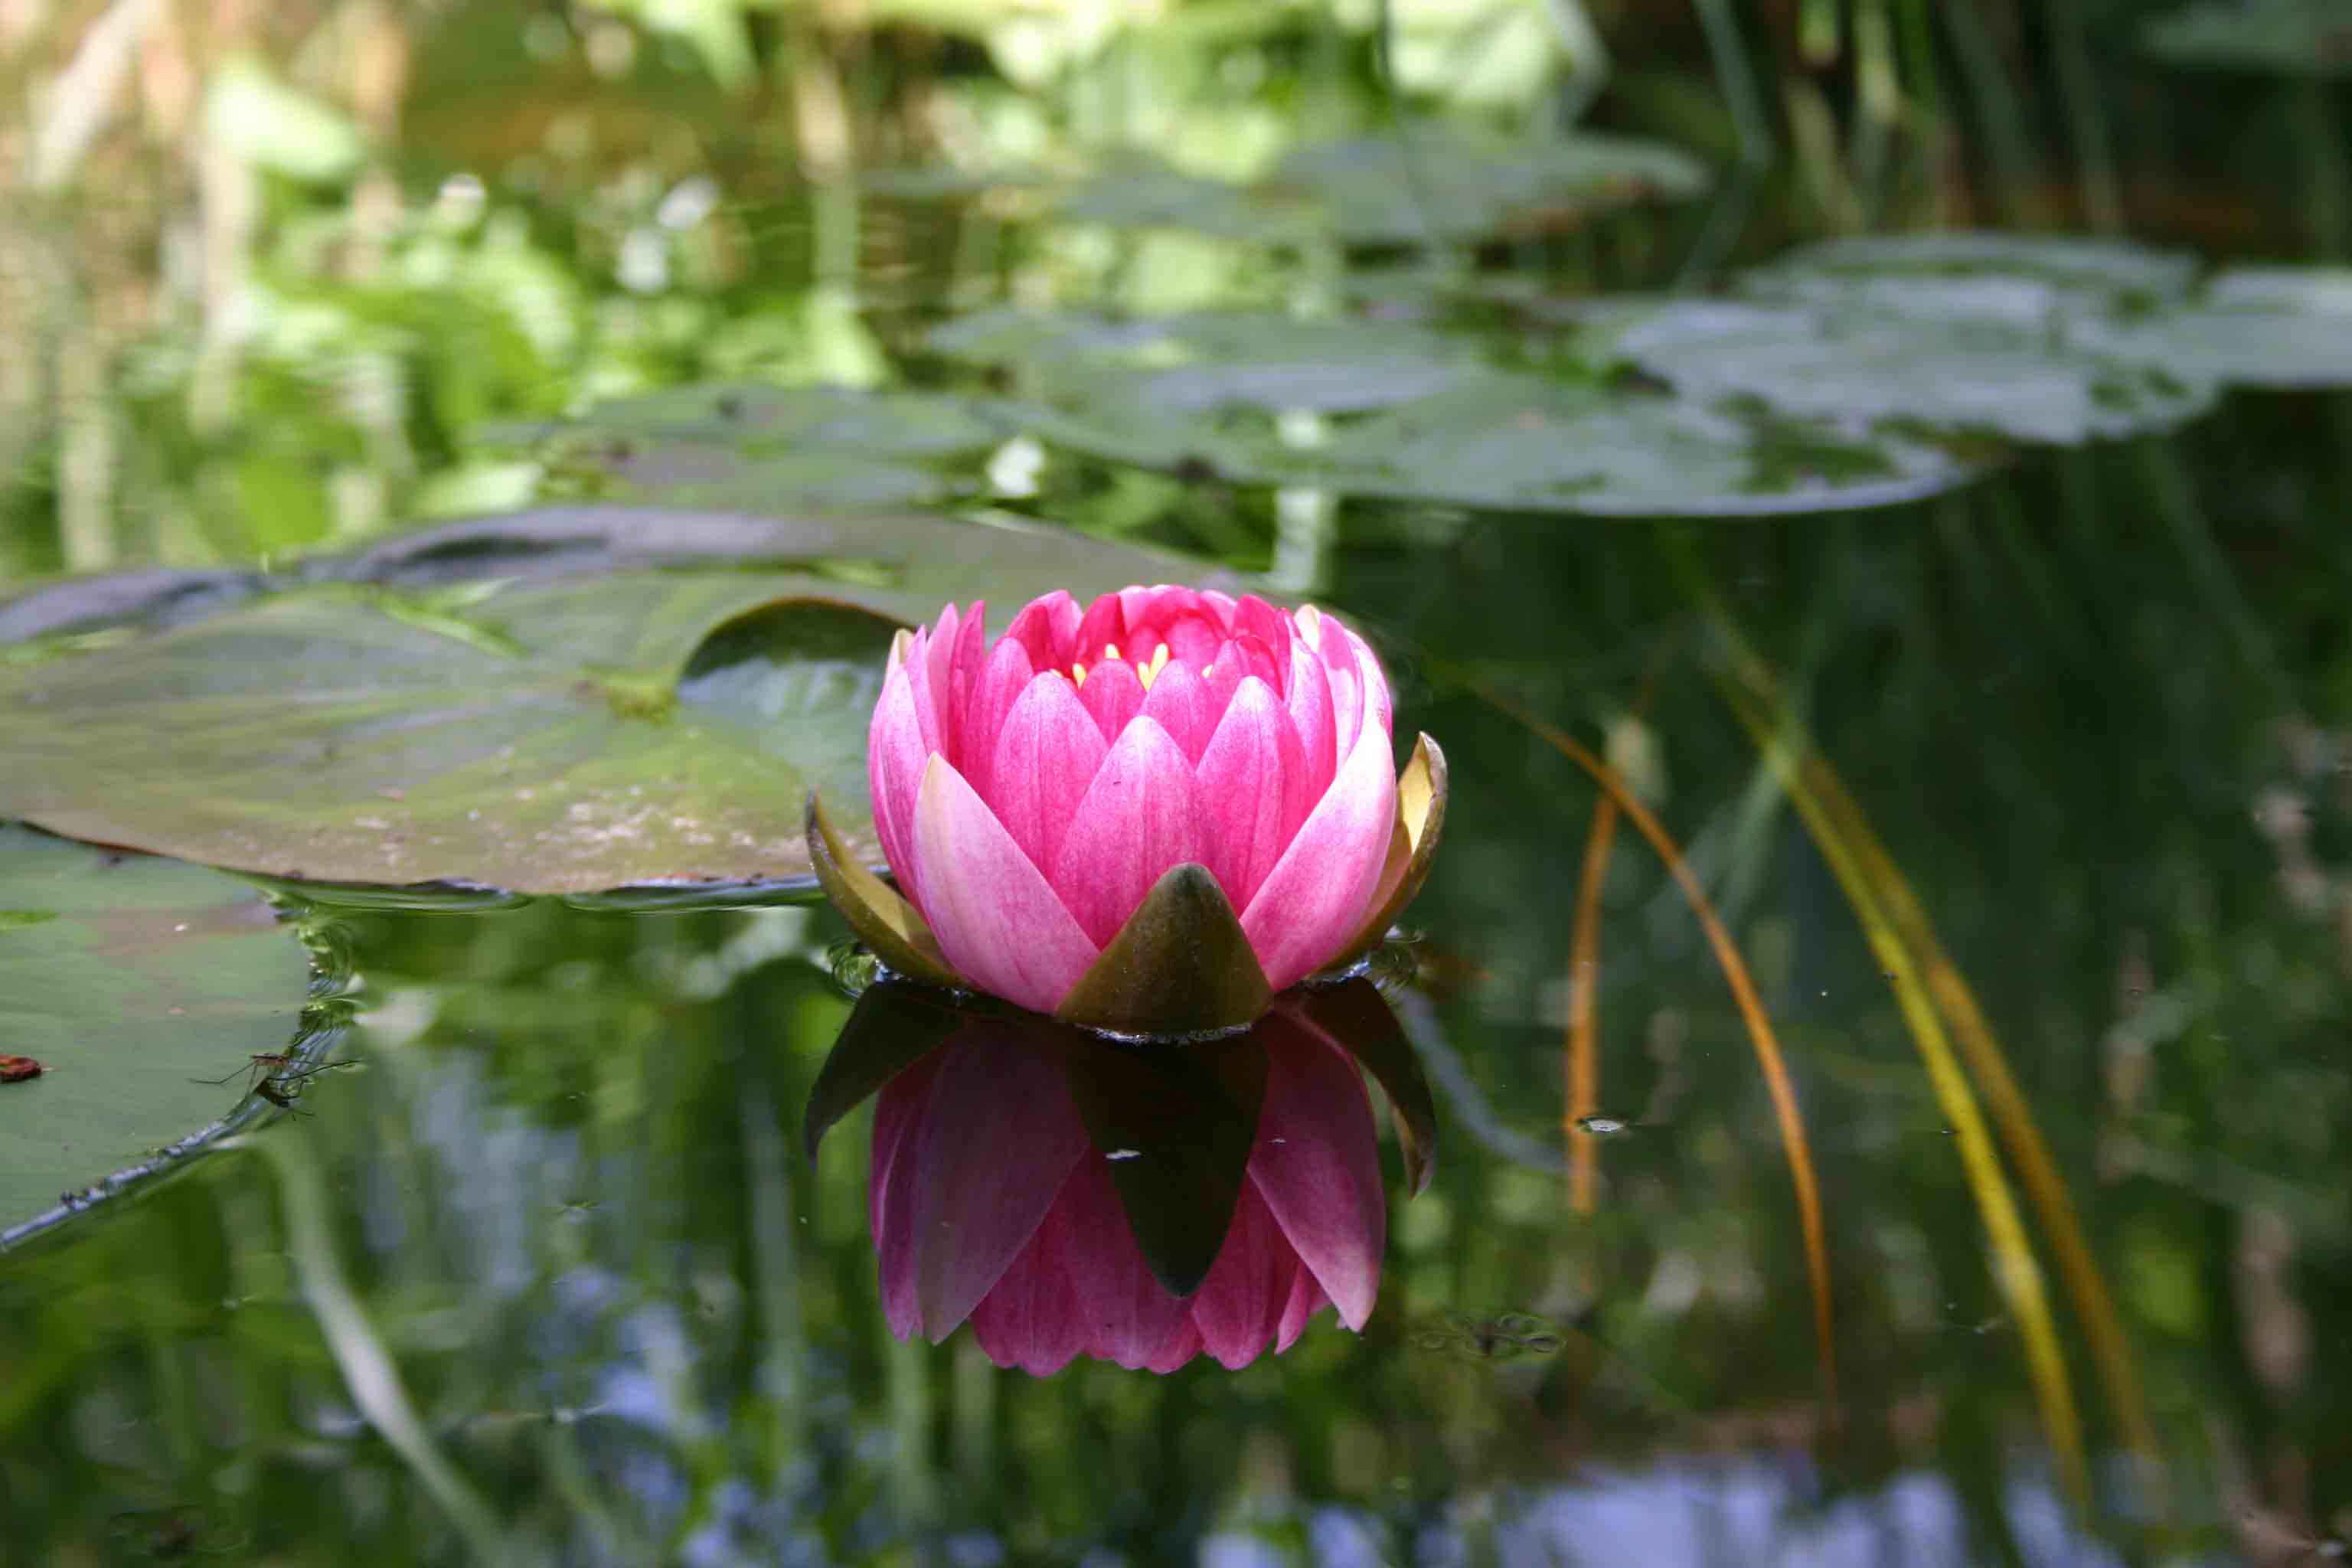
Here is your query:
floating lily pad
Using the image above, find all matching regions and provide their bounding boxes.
[0,825,312,1239]
[1599,297,2216,446]
[1751,232,2201,300]
[1266,124,1710,244]
[2079,266,2352,388]
[936,312,1984,515]
[0,509,1241,895]
[2141,0,2352,77]
[485,384,1004,511]
[1049,154,1317,243]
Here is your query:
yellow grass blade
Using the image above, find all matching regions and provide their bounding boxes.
[1793,716,2161,1491]
[1566,791,1619,1215]
[1475,682,1838,1415]
[1713,678,2090,1510]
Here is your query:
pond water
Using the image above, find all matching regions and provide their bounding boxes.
[5,462,2347,1563]
[4,8,2352,1562]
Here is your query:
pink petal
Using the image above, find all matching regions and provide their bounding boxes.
[1142,1318,1203,1374]
[1274,1263,1330,1352]
[1200,640,1246,719]
[1249,1027,1385,1330]
[985,671,1109,876]
[1074,593,1126,665]
[1137,659,1214,763]
[1193,676,1302,913]
[1044,1158,1193,1369]
[912,756,1102,1013]
[902,624,946,766]
[1318,621,1367,758]
[946,599,988,740]
[1005,590,1081,672]
[1115,585,1168,628]
[867,665,932,903]
[1233,596,1294,669]
[1049,717,1203,948]
[1076,658,1145,744]
[1240,716,1397,991]
[1284,635,1338,820]
[923,603,963,763]
[959,636,1034,803]
[1186,1184,1295,1370]
[1161,613,1222,669]
[871,1049,949,1341]
[899,1035,1090,1338]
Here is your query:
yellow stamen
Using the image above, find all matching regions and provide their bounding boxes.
[1134,642,1171,690]
[1102,642,1122,663]
[1296,604,1324,648]
[1070,662,1087,687]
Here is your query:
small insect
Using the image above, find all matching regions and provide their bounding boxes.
[0,1054,44,1083]
[195,1053,349,1116]
[1410,1311,1567,1361]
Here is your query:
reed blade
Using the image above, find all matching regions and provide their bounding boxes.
[1475,681,1838,1415]
[1566,790,1619,1215]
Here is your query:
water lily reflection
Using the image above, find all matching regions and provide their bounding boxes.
[804,977,1436,1376]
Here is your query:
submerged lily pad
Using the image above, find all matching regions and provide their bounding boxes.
[2141,0,2352,77]
[0,825,312,1239]
[0,509,1240,895]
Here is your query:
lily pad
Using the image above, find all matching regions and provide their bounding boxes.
[1750,232,2201,301]
[934,310,1981,515]
[0,509,1243,895]
[2141,0,2352,77]
[485,384,1004,511]
[0,825,313,1239]
[1266,124,1710,245]
[2079,266,2352,389]
[1599,297,2216,446]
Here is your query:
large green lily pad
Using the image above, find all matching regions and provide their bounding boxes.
[0,508,1240,895]
[2141,0,2352,77]
[0,825,311,1239]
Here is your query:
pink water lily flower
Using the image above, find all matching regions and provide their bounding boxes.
[809,586,1446,1034]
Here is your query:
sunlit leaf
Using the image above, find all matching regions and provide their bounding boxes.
[0,827,311,1236]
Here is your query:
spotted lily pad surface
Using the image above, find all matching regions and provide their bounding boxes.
[0,826,311,1238]
[0,508,1234,895]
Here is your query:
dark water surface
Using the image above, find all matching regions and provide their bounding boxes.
[4,469,2348,1565]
